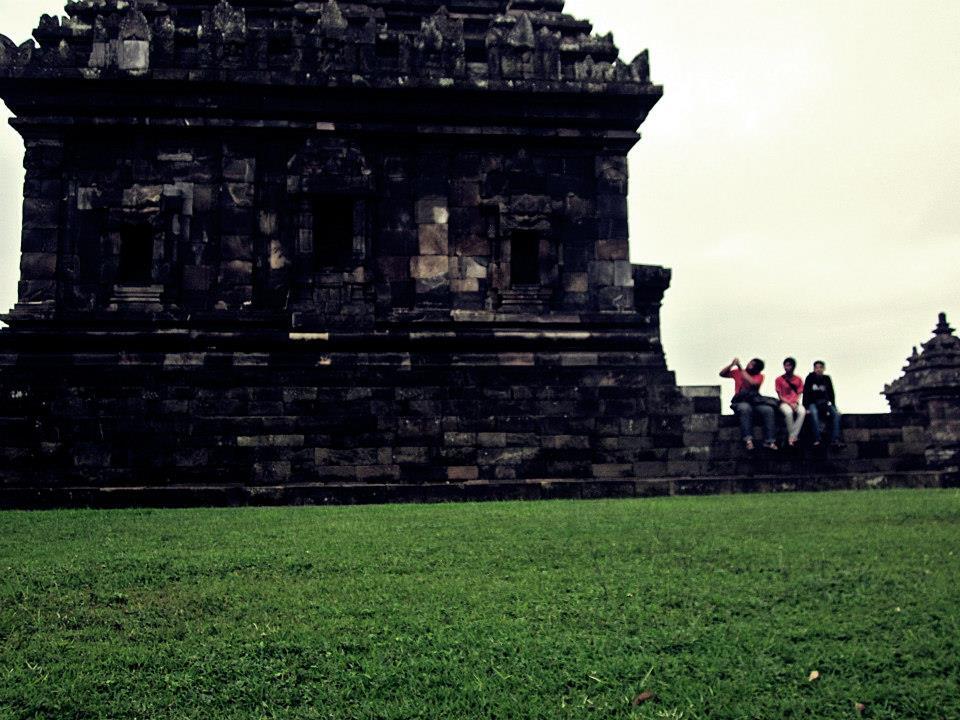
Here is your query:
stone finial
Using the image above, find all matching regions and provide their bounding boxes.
[38,14,61,34]
[319,0,348,32]
[536,26,561,80]
[934,312,955,336]
[537,27,560,49]
[0,35,14,68]
[415,5,464,77]
[120,5,152,42]
[155,15,176,55]
[13,39,35,68]
[207,0,246,42]
[93,15,108,42]
[418,6,464,51]
[418,18,443,53]
[612,59,631,82]
[440,7,465,47]
[630,49,650,83]
[506,13,535,48]
[54,39,74,67]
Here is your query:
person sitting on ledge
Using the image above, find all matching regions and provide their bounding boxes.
[802,360,843,448]
[720,357,778,451]
[775,356,806,447]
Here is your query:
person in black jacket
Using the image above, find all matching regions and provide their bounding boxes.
[802,360,842,447]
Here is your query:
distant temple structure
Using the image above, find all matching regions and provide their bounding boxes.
[0,0,954,506]
[885,313,960,475]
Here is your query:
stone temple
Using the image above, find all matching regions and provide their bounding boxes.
[0,0,955,506]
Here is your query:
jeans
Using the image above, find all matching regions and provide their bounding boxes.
[779,402,807,442]
[807,403,841,442]
[734,402,776,444]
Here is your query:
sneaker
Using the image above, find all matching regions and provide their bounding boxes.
[763,441,779,450]
[744,438,755,451]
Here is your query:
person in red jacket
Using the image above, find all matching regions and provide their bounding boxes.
[775,357,806,447]
[720,357,777,451]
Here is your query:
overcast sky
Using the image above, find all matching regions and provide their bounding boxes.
[0,1,957,411]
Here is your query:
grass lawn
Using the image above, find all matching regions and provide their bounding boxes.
[1,490,958,720]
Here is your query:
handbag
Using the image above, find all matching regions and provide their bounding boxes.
[731,381,779,410]
[731,385,759,405]
[754,395,781,409]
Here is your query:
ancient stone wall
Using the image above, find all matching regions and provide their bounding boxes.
[17,127,642,324]
[676,387,929,478]
[0,336,685,498]
[1,339,948,509]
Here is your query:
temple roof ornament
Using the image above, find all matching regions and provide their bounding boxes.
[506,12,536,49]
[318,0,348,32]
[885,313,960,413]
[0,0,658,94]
[119,5,152,42]
[203,0,247,41]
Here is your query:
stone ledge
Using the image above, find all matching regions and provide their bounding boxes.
[1,472,952,510]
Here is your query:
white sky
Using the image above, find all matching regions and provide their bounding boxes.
[1,1,958,411]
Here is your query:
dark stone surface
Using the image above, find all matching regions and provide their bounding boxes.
[0,333,686,491]
[0,332,938,506]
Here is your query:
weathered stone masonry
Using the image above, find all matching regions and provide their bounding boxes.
[2,0,657,322]
[0,0,955,507]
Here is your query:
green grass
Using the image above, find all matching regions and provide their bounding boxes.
[1,490,959,720]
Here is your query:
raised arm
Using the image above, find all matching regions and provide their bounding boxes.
[719,357,741,378]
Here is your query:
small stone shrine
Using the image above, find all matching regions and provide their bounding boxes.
[885,313,960,475]
[0,1,955,506]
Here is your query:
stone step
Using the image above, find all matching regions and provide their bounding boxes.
[0,471,953,509]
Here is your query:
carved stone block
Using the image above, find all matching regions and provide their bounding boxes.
[418,223,449,256]
[117,40,149,73]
